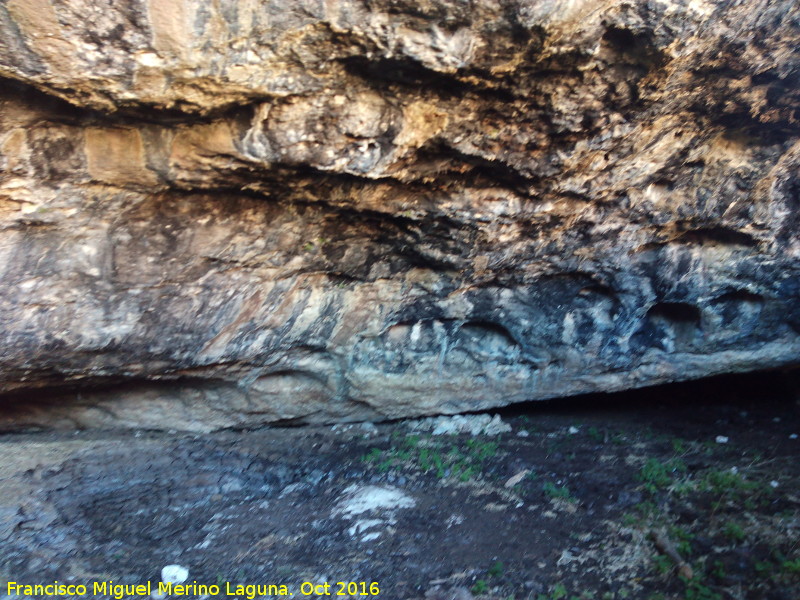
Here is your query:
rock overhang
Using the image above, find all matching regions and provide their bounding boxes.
[0,0,798,430]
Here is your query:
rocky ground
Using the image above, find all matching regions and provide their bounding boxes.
[1,371,799,600]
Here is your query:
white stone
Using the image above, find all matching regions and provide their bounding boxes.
[161,564,189,585]
[504,469,530,488]
[413,413,511,436]
[334,485,415,518]
[359,422,378,434]
[136,52,163,67]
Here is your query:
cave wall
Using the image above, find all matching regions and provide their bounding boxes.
[0,0,799,430]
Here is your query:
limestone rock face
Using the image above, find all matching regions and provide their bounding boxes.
[0,0,799,430]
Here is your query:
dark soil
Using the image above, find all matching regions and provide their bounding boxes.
[1,372,799,600]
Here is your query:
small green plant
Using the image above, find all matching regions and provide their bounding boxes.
[700,468,767,510]
[587,427,604,442]
[722,521,746,542]
[302,241,315,252]
[543,482,575,502]
[672,437,688,454]
[652,554,672,574]
[611,432,626,445]
[669,525,694,557]
[487,560,504,578]
[638,458,687,493]
[469,560,508,597]
[681,575,721,600]
[754,560,773,576]
[465,438,499,460]
[783,557,800,574]
[764,550,800,579]
[362,448,382,462]
[634,500,657,518]
[537,583,571,600]
[672,478,698,497]
[471,579,489,595]
[621,512,639,527]
[703,469,754,493]
[361,434,499,482]
[711,560,727,579]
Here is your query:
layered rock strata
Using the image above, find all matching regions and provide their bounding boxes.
[0,0,799,430]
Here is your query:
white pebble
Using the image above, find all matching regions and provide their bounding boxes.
[517,430,530,437]
[790,433,798,440]
[770,480,779,488]
[730,466,738,474]
[359,422,378,434]
[715,435,729,444]
[568,426,579,435]
[161,564,189,585]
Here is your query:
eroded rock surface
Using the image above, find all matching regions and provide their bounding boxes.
[0,0,799,430]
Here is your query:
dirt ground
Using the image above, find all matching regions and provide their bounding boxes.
[1,372,798,600]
